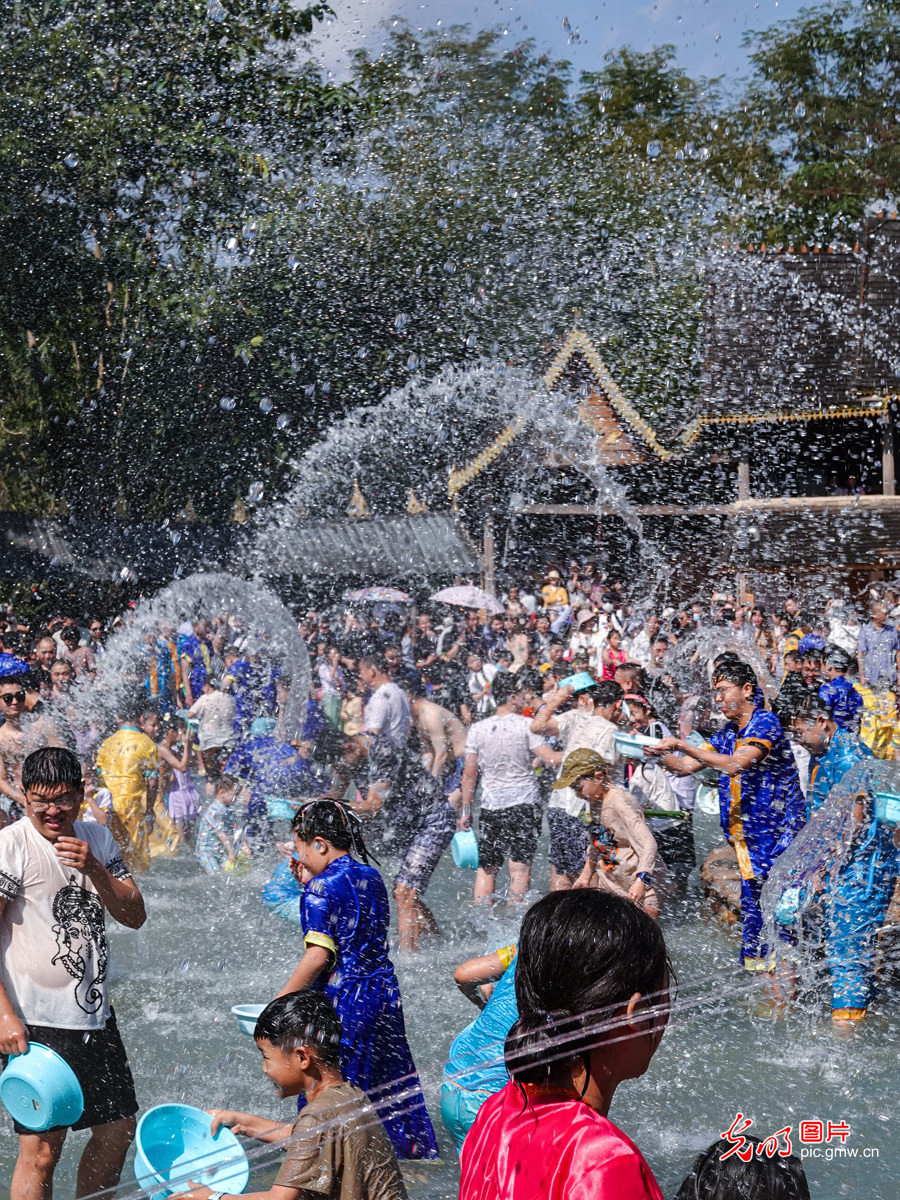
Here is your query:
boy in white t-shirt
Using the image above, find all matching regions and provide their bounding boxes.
[460,673,556,904]
[0,747,146,1200]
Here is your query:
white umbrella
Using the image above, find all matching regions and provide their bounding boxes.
[430,585,505,614]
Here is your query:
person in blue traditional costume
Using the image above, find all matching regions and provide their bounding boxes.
[651,659,805,971]
[818,645,863,731]
[441,945,519,1153]
[222,645,255,741]
[140,627,182,716]
[224,717,322,836]
[780,690,898,1022]
[178,619,213,708]
[276,799,440,1160]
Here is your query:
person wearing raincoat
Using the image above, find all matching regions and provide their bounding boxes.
[781,692,899,1022]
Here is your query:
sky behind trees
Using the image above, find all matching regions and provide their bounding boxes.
[313,0,811,85]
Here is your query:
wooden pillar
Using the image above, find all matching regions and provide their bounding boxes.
[482,516,496,596]
[737,461,751,502]
[882,410,895,497]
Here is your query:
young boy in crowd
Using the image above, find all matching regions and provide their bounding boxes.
[195,775,245,875]
[171,991,406,1200]
[818,645,863,730]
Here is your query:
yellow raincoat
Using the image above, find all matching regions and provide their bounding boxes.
[96,725,159,874]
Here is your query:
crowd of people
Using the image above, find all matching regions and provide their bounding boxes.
[0,563,898,1199]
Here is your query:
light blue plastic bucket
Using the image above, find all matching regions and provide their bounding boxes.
[873,791,900,826]
[614,732,662,762]
[558,671,596,692]
[451,830,479,870]
[135,1103,249,1200]
[0,1042,84,1132]
[266,796,298,822]
[231,1003,266,1037]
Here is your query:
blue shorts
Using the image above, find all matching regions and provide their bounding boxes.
[444,755,465,796]
[547,807,589,878]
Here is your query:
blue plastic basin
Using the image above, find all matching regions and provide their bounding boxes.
[558,671,597,692]
[0,1042,84,1132]
[873,791,900,826]
[135,1103,249,1200]
[451,830,479,870]
[231,1003,266,1037]
[614,732,662,762]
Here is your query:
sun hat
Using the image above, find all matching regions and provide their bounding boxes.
[551,748,608,790]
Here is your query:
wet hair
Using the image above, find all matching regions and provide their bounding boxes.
[0,675,27,692]
[773,685,828,726]
[359,653,389,675]
[824,645,851,671]
[504,891,669,1086]
[217,774,239,793]
[22,747,82,793]
[491,672,525,706]
[291,798,371,864]
[711,660,757,692]
[615,661,646,690]
[581,680,623,707]
[674,1137,810,1200]
[253,991,342,1068]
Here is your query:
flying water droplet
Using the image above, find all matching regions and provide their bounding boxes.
[407,353,420,371]
[795,100,806,117]
[466,333,477,348]
[259,397,273,413]
[394,313,409,331]
[247,481,264,504]
[646,141,661,158]
[276,414,289,430]
[64,153,78,169]
[220,396,236,411]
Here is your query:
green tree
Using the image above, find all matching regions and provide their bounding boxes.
[0,0,345,516]
[739,0,900,241]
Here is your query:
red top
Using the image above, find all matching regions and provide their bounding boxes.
[459,1081,664,1200]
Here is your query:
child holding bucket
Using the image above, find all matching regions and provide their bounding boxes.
[276,799,439,1160]
[169,991,405,1200]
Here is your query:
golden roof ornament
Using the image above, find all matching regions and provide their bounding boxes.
[347,478,370,519]
[406,488,427,515]
[180,496,198,523]
[232,497,248,524]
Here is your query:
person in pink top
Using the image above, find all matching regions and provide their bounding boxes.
[459,890,669,1200]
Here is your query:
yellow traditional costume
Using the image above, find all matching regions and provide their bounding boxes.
[95,725,159,874]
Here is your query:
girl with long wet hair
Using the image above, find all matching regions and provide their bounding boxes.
[275,799,439,1161]
[460,889,671,1199]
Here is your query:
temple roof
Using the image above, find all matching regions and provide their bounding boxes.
[448,328,670,499]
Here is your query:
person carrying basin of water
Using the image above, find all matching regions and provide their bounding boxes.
[169,991,406,1200]
[94,698,161,875]
[0,747,145,1200]
[778,690,899,1023]
[459,889,669,1200]
[458,672,556,905]
[275,799,440,1160]
[649,658,804,972]
[530,679,624,892]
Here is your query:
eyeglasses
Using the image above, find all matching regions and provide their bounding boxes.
[29,798,79,813]
[0,691,25,705]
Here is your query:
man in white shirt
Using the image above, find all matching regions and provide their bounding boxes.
[531,678,624,890]
[460,673,555,904]
[0,747,146,1200]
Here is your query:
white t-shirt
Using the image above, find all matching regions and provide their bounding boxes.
[0,819,129,1029]
[549,710,620,817]
[188,690,237,750]
[81,786,114,824]
[464,713,546,810]
[364,682,410,749]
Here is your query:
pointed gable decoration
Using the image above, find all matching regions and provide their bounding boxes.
[544,329,672,463]
[449,328,669,499]
[406,488,427,515]
[346,478,371,519]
